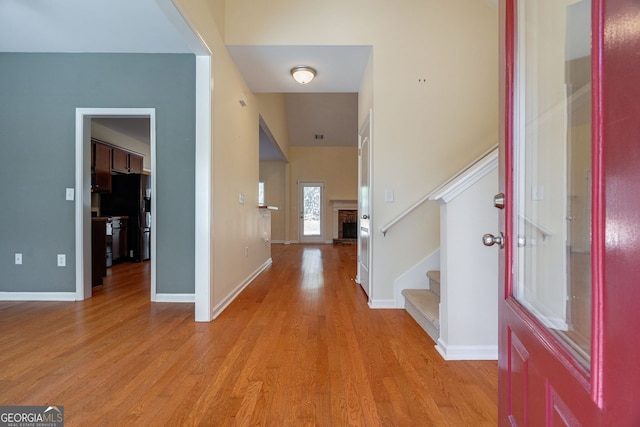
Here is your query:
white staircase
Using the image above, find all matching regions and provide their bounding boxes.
[402,271,441,343]
[401,147,499,360]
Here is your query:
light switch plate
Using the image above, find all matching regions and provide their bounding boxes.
[65,188,75,201]
[15,253,22,265]
[239,193,245,205]
[57,254,66,267]
[385,189,395,203]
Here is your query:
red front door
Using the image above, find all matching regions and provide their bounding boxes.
[498,0,640,424]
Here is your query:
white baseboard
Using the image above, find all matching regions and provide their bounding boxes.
[210,258,272,319]
[0,292,77,301]
[284,240,299,245]
[271,240,285,244]
[155,293,195,303]
[435,338,498,360]
[368,298,396,309]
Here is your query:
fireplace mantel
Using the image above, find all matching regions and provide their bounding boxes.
[331,200,358,240]
[331,200,357,209]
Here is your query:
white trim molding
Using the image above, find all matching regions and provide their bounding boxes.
[0,292,76,302]
[75,108,157,302]
[194,54,213,321]
[368,298,396,309]
[435,338,498,361]
[429,146,498,204]
[155,293,196,303]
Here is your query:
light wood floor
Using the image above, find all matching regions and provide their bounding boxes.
[0,244,497,426]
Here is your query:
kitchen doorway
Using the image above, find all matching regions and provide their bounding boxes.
[75,108,157,301]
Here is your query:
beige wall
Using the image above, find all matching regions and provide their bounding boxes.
[174,0,275,313]
[224,0,499,303]
[175,0,498,307]
[288,146,358,242]
[255,93,290,160]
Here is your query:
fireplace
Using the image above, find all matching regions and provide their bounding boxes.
[331,200,358,244]
[343,221,357,239]
[338,210,358,239]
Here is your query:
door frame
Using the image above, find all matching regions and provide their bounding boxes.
[75,108,157,301]
[357,110,372,299]
[298,180,326,244]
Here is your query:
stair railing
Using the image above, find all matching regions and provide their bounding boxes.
[380,144,498,236]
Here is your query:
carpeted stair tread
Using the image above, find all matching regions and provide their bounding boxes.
[426,270,440,284]
[402,289,440,343]
[426,270,440,296]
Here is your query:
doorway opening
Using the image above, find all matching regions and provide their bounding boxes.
[75,108,156,301]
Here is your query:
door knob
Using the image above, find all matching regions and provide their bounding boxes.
[493,193,505,209]
[362,214,369,219]
[483,232,505,249]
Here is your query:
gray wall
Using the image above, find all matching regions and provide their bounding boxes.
[0,53,196,294]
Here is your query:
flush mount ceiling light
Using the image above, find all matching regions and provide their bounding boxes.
[290,66,316,84]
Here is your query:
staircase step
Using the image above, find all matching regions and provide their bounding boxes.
[402,289,440,343]
[426,270,440,296]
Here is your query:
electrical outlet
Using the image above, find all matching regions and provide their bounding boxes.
[15,253,22,265]
[57,254,66,267]
[65,188,75,201]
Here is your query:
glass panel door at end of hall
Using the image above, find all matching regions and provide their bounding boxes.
[298,181,325,244]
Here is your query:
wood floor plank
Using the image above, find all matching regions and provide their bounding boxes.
[0,244,497,426]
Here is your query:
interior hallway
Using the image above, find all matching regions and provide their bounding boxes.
[0,244,497,425]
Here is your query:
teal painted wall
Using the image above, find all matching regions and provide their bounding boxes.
[0,53,196,294]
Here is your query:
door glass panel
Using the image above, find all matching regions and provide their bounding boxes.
[302,185,321,236]
[513,0,591,366]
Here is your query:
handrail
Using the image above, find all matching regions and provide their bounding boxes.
[380,144,498,236]
[519,214,553,240]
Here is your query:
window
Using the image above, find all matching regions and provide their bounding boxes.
[258,181,265,206]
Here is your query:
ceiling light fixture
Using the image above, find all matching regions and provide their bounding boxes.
[291,66,316,84]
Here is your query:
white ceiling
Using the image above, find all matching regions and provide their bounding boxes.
[227,45,370,93]
[0,0,192,53]
[0,0,369,161]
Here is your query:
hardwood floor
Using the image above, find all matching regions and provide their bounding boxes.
[0,244,497,426]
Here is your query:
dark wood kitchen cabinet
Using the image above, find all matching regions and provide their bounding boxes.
[129,154,143,174]
[92,140,112,193]
[112,147,143,174]
[112,148,129,174]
